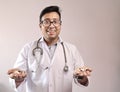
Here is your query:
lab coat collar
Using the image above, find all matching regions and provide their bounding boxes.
[39,36,63,45]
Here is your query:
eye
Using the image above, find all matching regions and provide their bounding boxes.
[44,20,49,23]
[53,20,57,24]
[43,20,50,24]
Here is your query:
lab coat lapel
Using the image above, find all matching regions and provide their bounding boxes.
[27,41,50,87]
[50,43,66,92]
[51,43,65,68]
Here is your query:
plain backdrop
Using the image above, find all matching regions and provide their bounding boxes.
[0,0,120,92]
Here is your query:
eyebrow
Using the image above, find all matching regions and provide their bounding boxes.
[43,18,60,21]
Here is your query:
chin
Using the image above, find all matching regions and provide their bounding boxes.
[49,36,58,39]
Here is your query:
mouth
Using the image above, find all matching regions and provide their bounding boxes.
[47,29,56,35]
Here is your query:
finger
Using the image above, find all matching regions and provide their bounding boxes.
[9,73,14,79]
[8,71,19,79]
[75,68,80,72]
[84,66,92,72]
[86,71,91,76]
[10,74,18,79]
[9,70,21,78]
[79,67,86,72]
[13,72,23,79]
[17,72,23,79]
[7,68,20,75]
[77,71,84,76]
[78,68,88,76]
[74,68,81,75]
[83,71,88,76]
[21,71,27,78]
[7,69,15,75]
[86,68,92,72]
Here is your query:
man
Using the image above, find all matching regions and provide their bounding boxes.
[7,6,92,92]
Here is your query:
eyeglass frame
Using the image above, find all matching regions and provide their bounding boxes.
[40,19,62,27]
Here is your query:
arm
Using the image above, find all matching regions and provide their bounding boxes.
[71,45,92,86]
[8,43,30,89]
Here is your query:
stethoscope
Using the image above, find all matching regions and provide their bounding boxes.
[32,38,69,72]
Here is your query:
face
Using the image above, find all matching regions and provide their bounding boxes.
[39,12,61,42]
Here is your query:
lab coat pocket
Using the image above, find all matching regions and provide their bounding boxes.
[29,60,49,86]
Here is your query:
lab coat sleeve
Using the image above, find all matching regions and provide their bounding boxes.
[9,78,26,92]
[9,43,31,92]
[71,45,87,86]
[72,46,90,87]
[72,46,84,68]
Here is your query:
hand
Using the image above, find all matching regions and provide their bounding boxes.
[74,66,92,78]
[7,68,27,81]
[73,66,92,86]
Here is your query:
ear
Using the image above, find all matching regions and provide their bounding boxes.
[39,23,42,28]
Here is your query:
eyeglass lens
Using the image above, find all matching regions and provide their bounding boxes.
[41,19,61,27]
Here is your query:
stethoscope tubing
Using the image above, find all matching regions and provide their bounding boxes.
[32,38,69,72]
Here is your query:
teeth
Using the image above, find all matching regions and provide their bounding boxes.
[47,30,55,33]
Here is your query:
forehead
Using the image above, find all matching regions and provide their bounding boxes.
[41,12,60,20]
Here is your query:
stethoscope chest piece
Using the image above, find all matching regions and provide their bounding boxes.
[63,65,69,72]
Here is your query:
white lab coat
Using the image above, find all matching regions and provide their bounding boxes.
[9,39,84,92]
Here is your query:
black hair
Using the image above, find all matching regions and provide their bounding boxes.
[39,6,61,22]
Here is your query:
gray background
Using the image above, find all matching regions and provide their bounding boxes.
[0,0,120,92]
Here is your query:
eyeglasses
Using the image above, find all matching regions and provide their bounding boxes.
[41,19,62,27]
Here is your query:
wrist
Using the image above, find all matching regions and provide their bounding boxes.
[15,78,24,88]
[77,76,89,86]
[77,76,84,79]
[15,78,24,83]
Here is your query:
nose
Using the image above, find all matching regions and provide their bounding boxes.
[49,22,55,27]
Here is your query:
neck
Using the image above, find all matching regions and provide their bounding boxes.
[44,37,59,46]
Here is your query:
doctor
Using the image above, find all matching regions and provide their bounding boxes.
[7,6,92,92]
